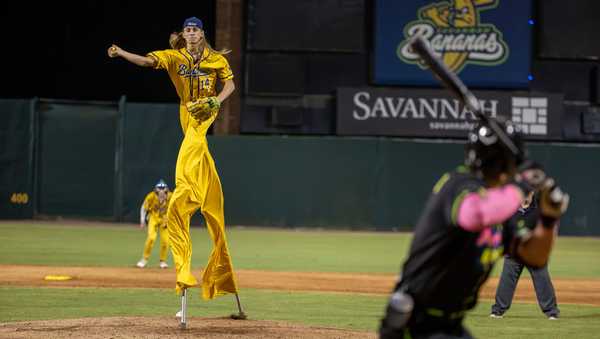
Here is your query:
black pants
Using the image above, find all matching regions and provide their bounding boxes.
[491,256,559,317]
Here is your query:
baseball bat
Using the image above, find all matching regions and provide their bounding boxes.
[410,35,569,206]
[409,35,522,157]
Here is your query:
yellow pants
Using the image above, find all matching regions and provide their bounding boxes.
[167,108,238,300]
[142,216,169,262]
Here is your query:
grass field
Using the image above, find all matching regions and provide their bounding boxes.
[1,222,599,338]
[1,222,599,277]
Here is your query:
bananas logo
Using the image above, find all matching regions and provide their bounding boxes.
[398,0,508,73]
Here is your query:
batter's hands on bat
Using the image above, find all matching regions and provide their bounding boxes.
[539,178,570,221]
[515,160,569,222]
[515,160,547,193]
[186,97,220,122]
[107,44,121,58]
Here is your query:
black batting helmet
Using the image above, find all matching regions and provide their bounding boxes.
[465,117,525,179]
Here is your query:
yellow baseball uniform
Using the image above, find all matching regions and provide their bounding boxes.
[140,190,172,262]
[147,47,238,299]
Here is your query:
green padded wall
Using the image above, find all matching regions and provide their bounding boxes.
[208,136,600,236]
[0,99,34,218]
[2,99,598,235]
[35,101,118,218]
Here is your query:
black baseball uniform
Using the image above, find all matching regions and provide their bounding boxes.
[380,166,528,339]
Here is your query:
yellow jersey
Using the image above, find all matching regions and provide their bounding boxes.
[147,48,233,133]
[142,190,172,224]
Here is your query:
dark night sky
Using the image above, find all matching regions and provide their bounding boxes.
[0,1,216,102]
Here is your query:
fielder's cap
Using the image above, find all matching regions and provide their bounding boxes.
[183,17,203,29]
[155,179,168,189]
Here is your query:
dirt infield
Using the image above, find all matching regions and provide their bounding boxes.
[2,265,600,306]
[0,317,376,339]
[2,264,600,338]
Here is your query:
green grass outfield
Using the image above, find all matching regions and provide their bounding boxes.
[1,222,600,338]
[1,222,599,277]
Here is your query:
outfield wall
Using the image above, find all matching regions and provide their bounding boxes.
[1,99,599,235]
[210,136,600,236]
[0,99,34,218]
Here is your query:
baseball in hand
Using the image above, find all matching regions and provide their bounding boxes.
[108,45,119,58]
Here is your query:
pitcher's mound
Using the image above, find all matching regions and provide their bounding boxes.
[0,316,376,338]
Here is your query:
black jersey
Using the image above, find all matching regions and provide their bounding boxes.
[505,194,538,256]
[397,166,520,313]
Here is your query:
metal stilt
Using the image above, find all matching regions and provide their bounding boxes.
[230,293,247,320]
[179,288,187,329]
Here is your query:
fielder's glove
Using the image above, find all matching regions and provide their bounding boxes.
[186,97,220,122]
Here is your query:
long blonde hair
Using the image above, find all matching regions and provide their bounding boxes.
[169,31,231,55]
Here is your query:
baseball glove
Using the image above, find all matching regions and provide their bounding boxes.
[186,97,220,122]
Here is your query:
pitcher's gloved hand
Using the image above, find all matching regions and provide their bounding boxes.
[539,178,570,228]
[186,97,220,122]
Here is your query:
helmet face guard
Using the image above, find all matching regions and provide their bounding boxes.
[465,117,525,179]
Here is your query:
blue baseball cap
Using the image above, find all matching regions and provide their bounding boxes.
[183,17,203,29]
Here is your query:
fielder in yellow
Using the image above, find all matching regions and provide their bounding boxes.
[136,179,172,269]
[108,17,241,320]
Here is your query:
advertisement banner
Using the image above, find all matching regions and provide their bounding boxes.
[337,87,563,140]
[374,0,533,87]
